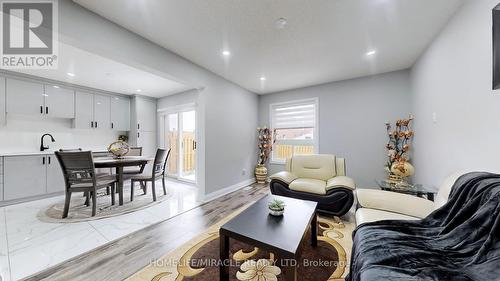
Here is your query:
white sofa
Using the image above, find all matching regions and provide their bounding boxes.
[355,172,464,225]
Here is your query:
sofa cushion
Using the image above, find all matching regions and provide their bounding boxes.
[355,208,420,225]
[326,176,355,191]
[434,172,465,209]
[290,154,336,181]
[289,178,327,195]
[269,171,298,185]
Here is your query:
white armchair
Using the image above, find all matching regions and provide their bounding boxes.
[355,172,465,225]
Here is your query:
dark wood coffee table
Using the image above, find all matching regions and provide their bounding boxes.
[219,195,318,281]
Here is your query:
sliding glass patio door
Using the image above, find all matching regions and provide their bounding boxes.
[165,109,196,183]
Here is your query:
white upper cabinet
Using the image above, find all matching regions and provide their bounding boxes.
[75,91,94,129]
[6,78,44,116]
[44,85,75,118]
[93,94,111,130]
[110,96,130,131]
[0,77,5,125]
[136,98,156,132]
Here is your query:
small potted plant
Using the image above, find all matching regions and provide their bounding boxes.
[268,198,286,216]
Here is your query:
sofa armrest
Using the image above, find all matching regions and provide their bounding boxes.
[356,189,434,219]
[326,176,356,191]
[269,171,298,185]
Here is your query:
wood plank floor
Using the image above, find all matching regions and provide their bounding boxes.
[22,184,269,281]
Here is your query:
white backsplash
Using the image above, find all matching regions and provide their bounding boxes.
[0,115,125,153]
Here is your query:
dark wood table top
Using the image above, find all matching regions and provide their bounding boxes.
[220,195,317,256]
[93,156,152,168]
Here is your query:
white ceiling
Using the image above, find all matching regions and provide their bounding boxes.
[75,0,464,94]
[12,41,192,98]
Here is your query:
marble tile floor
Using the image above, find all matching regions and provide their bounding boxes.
[0,180,200,281]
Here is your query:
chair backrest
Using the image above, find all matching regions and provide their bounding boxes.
[151,148,171,177]
[59,148,82,152]
[285,154,340,180]
[128,147,143,156]
[54,151,96,189]
[434,171,469,209]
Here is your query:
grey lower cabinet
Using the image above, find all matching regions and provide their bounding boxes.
[46,155,65,193]
[3,155,65,201]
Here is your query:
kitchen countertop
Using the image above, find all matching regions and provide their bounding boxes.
[0,149,109,157]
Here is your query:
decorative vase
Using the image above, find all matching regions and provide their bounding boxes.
[108,140,130,158]
[391,161,415,178]
[268,207,285,216]
[255,165,268,184]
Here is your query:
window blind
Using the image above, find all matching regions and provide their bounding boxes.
[271,101,316,129]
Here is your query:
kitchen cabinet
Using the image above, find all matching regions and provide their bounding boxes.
[110,96,130,131]
[137,131,157,157]
[136,98,156,132]
[6,78,75,118]
[93,94,111,130]
[4,155,47,200]
[0,77,5,125]
[44,85,75,118]
[75,91,94,129]
[3,154,65,201]
[6,78,44,116]
[46,155,65,193]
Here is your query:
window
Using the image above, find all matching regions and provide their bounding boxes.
[270,98,318,163]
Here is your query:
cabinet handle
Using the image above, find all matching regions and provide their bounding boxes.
[48,156,51,164]
[42,157,45,165]
[91,121,94,128]
[45,106,48,114]
[111,122,114,129]
[137,132,140,138]
[95,121,98,128]
[40,106,43,114]
[137,123,140,130]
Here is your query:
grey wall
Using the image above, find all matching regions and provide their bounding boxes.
[62,0,259,196]
[259,70,412,188]
[411,0,500,189]
[157,89,199,109]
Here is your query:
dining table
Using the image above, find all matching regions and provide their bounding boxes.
[94,156,153,206]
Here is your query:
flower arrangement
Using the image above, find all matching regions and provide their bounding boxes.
[257,127,276,165]
[385,115,414,182]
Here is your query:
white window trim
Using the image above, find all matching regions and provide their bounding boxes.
[269,97,319,165]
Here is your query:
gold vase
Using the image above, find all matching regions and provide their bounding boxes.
[255,165,268,184]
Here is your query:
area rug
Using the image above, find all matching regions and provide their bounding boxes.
[128,204,354,281]
[37,184,173,223]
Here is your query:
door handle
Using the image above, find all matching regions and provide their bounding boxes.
[45,106,48,114]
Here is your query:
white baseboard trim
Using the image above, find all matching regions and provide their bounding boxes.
[203,178,256,203]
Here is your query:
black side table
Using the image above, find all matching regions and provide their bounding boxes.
[376,180,437,201]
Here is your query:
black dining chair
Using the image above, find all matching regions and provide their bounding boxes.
[55,151,118,218]
[130,148,171,202]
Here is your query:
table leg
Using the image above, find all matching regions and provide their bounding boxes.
[219,233,229,281]
[282,256,297,281]
[311,212,317,247]
[428,192,435,201]
[116,166,124,206]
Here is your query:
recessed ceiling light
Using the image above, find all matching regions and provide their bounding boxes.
[366,50,377,56]
[275,18,288,29]
[67,72,75,77]
[52,85,59,88]
[260,77,266,81]
[136,89,142,92]
[222,50,231,56]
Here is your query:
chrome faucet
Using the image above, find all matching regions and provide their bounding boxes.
[40,133,55,151]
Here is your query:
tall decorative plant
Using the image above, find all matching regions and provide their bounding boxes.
[385,115,414,183]
[255,127,276,184]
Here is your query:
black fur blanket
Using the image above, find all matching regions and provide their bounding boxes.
[347,172,500,281]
